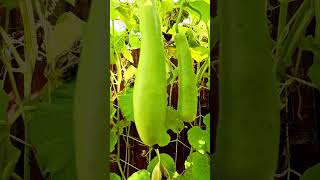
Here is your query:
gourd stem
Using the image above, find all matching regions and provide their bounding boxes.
[175,1,185,33]
[117,134,126,179]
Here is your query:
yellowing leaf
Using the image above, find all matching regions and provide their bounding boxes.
[122,49,134,63]
[151,162,162,180]
[190,46,209,62]
[124,65,136,82]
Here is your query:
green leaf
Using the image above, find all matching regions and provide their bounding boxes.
[301,163,320,180]
[165,106,184,133]
[65,0,75,6]
[129,34,141,49]
[190,46,209,62]
[302,36,320,56]
[124,65,136,82]
[187,126,210,153]
[190,152,210,180]
[0,123,20,180]
[118,88,134,121]
[187,0,210,23]
[176,167,193,180]
[308,60,320,88]
[180,152,210,180]
[115,4,137,30]
[29,81,76,179]
[206,79,210,88]
[48,12,85,60]
[203,113,210,132]
[147,153,176,178]
[160,0,174,15]
[185,29,200,48]
[110,131,118,152]
[128,169,151,180]
[110,0,121,20]
[110,172,121,180]
[111,33,126,53]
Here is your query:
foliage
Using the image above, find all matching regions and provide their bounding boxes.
[110,0,210,178]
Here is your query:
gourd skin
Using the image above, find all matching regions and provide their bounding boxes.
[216,0,280,180]
[133,0,169,147]
[175,33,198,122]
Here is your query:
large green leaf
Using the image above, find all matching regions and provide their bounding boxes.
[111,32,126,54]
[48,12,85,60]
[301,163,320,180]
[176,168,193,180]
[190,152,210,180]
[187,126,210,153]
[187,0,210,23]
[180,152,210,180]
[29,81,76,180]
[165,106,184,133]
[190,46,209,62]
[118,88,134,121]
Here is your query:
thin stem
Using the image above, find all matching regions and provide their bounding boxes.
[22,113,30,180]
[0,26,25,67]
[277,0,289,41]
[9,134,33,147]
[175,133,179,166]
[293,45,303,77]
[19,0,37,100]
[286,74,319,89]
[117,135,126,179]
[0,52,22,105]
[119,159,140,171]
[169,82,174,106]
[5,8,10,32]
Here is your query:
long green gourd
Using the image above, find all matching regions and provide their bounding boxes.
[216,0,280,180]
[133,0,170,147]
[72,0,107,179]
[175,32,198,122]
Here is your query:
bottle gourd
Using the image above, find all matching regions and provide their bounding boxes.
[133,0,170,147]
[175,32,198,122]
[216,0,280,180]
